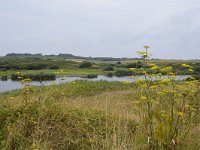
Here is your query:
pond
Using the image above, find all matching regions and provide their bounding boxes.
[0,75,190,93]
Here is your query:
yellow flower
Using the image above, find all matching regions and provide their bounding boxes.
[188,76,196,80]
[188,69,194,72]
[162,90,169,94]
[123,81,130,84]
[143,45,150,49]
[130,68,136,72]
[160,78,171,84]
[148,63,156,67]
[177,112,184,117]
[181,64,193,68]
[140,96,147,100]
[191,108,197,111]
[150,66,159,70]
[157,92,164,95]
[150,85,158,89]
[141,84,148,88]
[160,67,172,73]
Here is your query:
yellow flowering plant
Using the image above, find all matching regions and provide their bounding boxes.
[131,46,200,149]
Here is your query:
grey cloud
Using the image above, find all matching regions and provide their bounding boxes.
[0,0,200,59]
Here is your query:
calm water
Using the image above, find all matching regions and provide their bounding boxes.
[0,75,189,93]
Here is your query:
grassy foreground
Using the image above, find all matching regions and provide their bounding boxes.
[0,80,199,150]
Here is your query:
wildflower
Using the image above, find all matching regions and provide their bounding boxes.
[143,45,150,49]
[150,66,159,70]
[185,81,193,85]
[188,69,194,72]
[160,78,171,84]
[168,72,175,75]
[148,63,156,67]
[160,67,172,73]
[135,79,145,85]
[191,108,197,111]
[130,68,136,72]
[141,84,148,88]
[140,96,147,100]
[157,91,164,95]
[181,64,193,68]
[177,112,184,117]
[187,76,196,81]
[150,85,158,89]
[162,90,169,94]
[54,71,59,74]
[123,81,130,84]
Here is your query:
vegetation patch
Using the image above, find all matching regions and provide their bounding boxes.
[11,73,56,81]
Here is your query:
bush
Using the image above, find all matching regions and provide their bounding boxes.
[79,62,92,68]
[0,65,8,71]
[115,70,133,77]
[103,66,114,71]
[107,72,113,77]
[85,74,98,78]
[26,64,48,70]
[126,61,143,68]
[49,65,60,69]
[186,75,200,81]
[11,73,56,81]
[1,76,8,81]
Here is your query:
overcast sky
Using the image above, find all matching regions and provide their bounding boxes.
[0,0,200,59]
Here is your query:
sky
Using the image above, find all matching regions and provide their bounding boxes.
[0,0,200,59]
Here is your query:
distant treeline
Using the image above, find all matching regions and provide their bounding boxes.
[4,53,139,61]
[0,64,50,71]
[6,53,43,57]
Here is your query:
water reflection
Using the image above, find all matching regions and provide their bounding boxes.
[0,75,189,93]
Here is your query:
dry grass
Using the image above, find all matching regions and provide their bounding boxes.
[0,81,199,150]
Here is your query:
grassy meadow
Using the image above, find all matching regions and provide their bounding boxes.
[0,79,199,150]
[0,52,200,150]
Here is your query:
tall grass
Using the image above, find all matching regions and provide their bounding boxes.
[0,80,199,149]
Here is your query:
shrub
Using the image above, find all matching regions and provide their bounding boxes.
[1,76,8,81]
[126,61,143,68]
[85,74,98,78]
[79,62,92,68]
[26,64,48,70]
[11,73,56,81]
[115,70,133,77]
[103,66,114,71]
[107,72,113,77]
[49,65,60,69]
